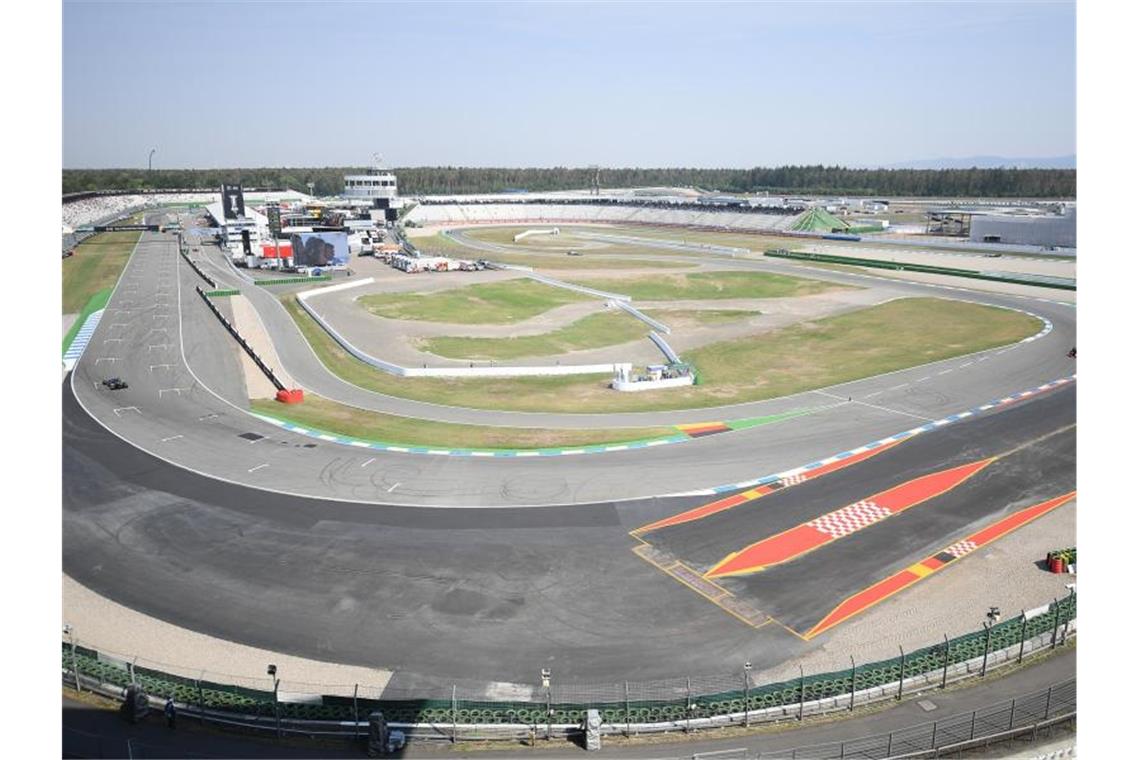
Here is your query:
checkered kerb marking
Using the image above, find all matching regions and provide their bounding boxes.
[780,474,806,487]
[809,500,893,539]
[944,539,978,558]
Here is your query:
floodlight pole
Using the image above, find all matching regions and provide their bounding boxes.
[148,148,156,172]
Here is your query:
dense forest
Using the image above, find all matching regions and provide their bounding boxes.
[62,165,1076,198]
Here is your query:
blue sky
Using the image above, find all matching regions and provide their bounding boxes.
[63,1,1075,168]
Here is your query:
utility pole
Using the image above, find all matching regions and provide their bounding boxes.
[148,148,156,172]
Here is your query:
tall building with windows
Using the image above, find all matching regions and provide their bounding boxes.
[343,164,398,206]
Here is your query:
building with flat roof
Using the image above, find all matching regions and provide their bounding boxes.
[343,165,399,206]
[205,194,268,259]
[969,207,1076,248]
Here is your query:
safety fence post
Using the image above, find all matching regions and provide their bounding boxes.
[1051,598,1061,648]
[886,731,893,757]
[1026,610,1035,660]
[930,721,938,751]
[849,655,857,711]
[129,657,137,685]
[896,646,906,700]
[1009,698,1017,730]
[451,684,457,743]
[273,678,281,738]
[981,623,992,677]
[352,684,359,732]
[1044,685,1053,719]
[744,667,751,727]
[969,710,977,740]
[624,681,630,737]
[686,677,692,733]
[67,630,81,693]
[941,634,950,689]
[798,665,805,722]
[197,672,205,725]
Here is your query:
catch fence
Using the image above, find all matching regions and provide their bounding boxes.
[61,594,1074,742]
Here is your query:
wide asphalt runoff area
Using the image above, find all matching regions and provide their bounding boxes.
[63,214,1077,691]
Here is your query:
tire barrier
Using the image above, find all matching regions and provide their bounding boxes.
[62,594,1074,740]
[764,249,1076,291]
[179,247,216,288]
[193,285,289,395]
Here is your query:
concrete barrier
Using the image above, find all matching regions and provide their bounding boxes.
[612,375,694,392]
[513,227,559,242]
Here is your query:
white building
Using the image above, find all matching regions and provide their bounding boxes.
[206,199,268,259]
[343,165,399,205]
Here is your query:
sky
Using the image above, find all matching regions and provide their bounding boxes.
[62,1,1076,169]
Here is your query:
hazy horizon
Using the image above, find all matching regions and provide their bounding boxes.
[64,1,1075,170]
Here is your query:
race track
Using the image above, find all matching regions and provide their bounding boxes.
[62,213,1077,692]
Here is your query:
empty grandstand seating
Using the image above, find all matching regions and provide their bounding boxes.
[407,201,799,232]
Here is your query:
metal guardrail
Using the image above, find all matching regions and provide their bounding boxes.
[764,249,1076,291]
[756,678,1075,759]
[194,285,286,392]
[615,300,671,334]
[179,246,216,288]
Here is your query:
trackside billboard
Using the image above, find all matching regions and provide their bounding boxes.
[289,231,349,268]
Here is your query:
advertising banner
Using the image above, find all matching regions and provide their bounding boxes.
[221,183,245,219]
[289,231,349,267]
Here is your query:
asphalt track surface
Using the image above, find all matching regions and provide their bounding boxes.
[63,213,1077,691]
[68,215,1076,506]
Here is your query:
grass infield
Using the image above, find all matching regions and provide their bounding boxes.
[420,310,647,360]
[568,271,852,301]
[250,394,675,451]
[283,295,1041,413]
[62,230,142,314]
[358,278,590,324]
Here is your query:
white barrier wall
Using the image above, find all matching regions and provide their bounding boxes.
[612,376,695,392]
[513,228,559,242]
[295,279,632,379]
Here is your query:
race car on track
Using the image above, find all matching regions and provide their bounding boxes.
[102,377,128,390]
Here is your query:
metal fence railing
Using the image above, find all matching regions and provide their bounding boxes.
[61,592,1075,744]
[660,678,1075,760]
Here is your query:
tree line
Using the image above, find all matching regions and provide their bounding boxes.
[62,165,1075,198]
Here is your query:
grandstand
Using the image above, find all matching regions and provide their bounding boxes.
[62,190,308,230]
[406,201,800,232]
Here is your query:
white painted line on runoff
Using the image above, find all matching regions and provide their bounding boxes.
[248,463,269,473]
[160,435,183,442]
[360,457,376,468]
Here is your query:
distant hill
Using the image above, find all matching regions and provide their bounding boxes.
[881,155,1076,170]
